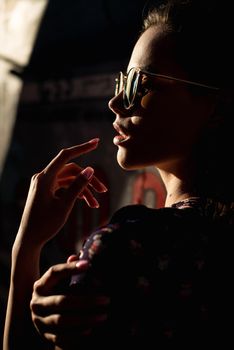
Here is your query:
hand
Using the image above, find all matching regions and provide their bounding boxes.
[16,138,107,248]
[30,259,110,347]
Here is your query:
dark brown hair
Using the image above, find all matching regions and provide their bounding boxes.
[142,0,234,201]
[142,0,233,89]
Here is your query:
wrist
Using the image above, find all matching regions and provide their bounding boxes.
[11,241,42,285]
[13,225,45,251]
[12,237,42,262]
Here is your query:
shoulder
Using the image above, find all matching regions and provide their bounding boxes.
[79,200,224,264]
[109,203,191,223]
[109,203,205,231]
[81,204,203,255]
[90,203,207,240]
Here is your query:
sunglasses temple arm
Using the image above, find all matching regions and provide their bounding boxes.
[155,73,219,91]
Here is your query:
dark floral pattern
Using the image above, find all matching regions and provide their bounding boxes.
[71,198,234,345]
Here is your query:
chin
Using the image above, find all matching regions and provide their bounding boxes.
[117,152,146,171]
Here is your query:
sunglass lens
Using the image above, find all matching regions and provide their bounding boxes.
[124,68,139,109]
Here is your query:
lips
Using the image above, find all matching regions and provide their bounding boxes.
[113,123,130,145]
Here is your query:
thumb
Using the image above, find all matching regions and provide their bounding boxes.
[67,254,80,263]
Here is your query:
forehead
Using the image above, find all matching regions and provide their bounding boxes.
[127,26,180,74]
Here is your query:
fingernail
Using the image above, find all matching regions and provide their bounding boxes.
[93,198,100,208]
[75,260,89,268]
[100,185,108,193]
[89,138,100,144]
[81,167,94,180]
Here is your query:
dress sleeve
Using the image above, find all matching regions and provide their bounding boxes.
[69,204,148,292]
[69,222,121,293]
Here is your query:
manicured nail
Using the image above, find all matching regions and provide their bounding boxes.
[81,167,94,180]
[92,198,100,208]
[89,138,100,144]
[75,260,89,268]
[100,184,108,193]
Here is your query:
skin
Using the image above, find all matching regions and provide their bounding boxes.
[110,26,217,206]
[3,25,217,349]
[31,258,109,349]
[3,138,108,350]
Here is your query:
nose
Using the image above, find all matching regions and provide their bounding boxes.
[108,91,124,114]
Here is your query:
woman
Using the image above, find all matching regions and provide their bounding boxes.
[3,0,234,348]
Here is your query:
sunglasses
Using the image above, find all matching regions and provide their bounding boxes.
[115,67,220,110]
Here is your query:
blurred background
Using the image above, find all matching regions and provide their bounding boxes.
[0,0,166,343]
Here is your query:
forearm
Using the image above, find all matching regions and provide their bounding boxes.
[3,139,103,349]
[3,240,49,350]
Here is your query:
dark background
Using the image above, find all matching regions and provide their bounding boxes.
[0,0,166,344]
[18,0,151,81]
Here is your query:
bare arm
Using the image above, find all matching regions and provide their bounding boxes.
[3,242,47,349]
[3,138,108,350]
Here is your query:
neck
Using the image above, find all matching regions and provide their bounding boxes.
[156,160,198,207]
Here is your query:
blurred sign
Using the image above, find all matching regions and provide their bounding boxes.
[20,73,116,104]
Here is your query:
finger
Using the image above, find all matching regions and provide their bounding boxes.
[89,176,108,193]
[33,260,89,295]
[79,187,100,208]
[35,312,108,330]
[67,254,79,263]
[63,167,100,205]
[57,175,77,188]
[31,294,66,315]
[57,163,81,178]
[43,138,99,177]
[43,329,91,345]
[58,167,95,205]
[31,294,110,316]
[57,163,108,193]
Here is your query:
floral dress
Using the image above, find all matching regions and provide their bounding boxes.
[69,198,234,345]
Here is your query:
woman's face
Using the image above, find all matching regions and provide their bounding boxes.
[108,25,215,172]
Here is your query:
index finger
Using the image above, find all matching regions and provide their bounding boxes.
[34,261,89,296]
[43,138,100,176]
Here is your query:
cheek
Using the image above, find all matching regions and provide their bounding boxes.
[139,92,175,131]
[140,90,198,134]
[141,91,158,110]
[138,92,200,152]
